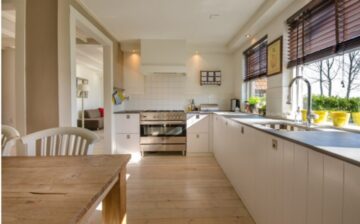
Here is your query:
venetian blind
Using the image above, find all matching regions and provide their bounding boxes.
[287,0,360,67]
[244,36,268,81]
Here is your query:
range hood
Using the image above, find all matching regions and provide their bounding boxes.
[140,40,187,75]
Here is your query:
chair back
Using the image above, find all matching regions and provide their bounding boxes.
[20,127,99,156]
[2,125,20,155]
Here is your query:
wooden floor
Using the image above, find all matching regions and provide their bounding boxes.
[89,152,255,224]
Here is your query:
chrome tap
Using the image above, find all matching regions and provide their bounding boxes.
[287,76,315,127]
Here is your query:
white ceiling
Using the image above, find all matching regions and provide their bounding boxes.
[80,0,266,45]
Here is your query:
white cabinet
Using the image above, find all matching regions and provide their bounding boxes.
[323,155,344,224]
[187,133,209,153]
[293,145,308,224]
[187,114,210,153]
[114,113,140,154]
[343,163,360,224]
[115,134,140,154]
[115,113,140,134]
[307,150,324,224]
[187,114,209,133]
[211,114,360,224]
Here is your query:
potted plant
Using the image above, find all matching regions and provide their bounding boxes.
[330,97,351,128]
[248,96,261,114]
[309,95,328,124]
[350,98,360,126]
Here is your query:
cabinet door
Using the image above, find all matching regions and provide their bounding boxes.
[323,156,344,224]
[253,131,270,224]
[187,114,209,133]
[307,150,324,224]
[343,163,360,224]
[267,137,284,224]
[115,134,140,154]
[292,144,308,224]
[115,114,140,134]
[282,141,295,224]
[187,133,209,153]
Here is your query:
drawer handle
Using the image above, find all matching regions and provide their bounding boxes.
[196,134,200,138]
[272,139,278,150]
[196,114,200,119]
[241,127,244,134]
[225,122,228,126]
[126,115,130,119]
[126,135,131,139]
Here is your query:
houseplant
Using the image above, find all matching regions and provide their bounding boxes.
[330,97,351,127]
[311,95,328,124]
[248,96,261,114]
[350,98,360,126]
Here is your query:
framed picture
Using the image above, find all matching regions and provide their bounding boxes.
[267,36,283,76]
[76,77,89,98]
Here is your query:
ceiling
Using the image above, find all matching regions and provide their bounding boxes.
[80,0,266,45]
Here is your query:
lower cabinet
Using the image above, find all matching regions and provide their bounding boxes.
[212,115,360,224]
[115,134,140,154]
[186,133,209,153]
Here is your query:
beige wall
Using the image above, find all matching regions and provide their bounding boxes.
[2,49,16,126]
[26,0,59,133]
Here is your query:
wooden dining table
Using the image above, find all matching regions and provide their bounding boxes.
[2,155,131,224]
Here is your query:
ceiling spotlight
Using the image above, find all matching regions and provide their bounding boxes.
[209,14,220,19]
[245,34,251,39]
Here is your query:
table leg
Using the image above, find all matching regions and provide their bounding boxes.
[102,168,127,224]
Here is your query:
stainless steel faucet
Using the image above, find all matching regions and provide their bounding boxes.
[287,76,314,127]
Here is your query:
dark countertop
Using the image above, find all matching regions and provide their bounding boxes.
[114,110,143,114]
[215,112,360,167]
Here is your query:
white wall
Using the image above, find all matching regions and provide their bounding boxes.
[1,48,16,126]
[76,64,103,116]
[232,0,310,118]
[122,46,235,110]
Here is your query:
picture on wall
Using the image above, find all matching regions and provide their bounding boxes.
[267,36,283,76]
[76,77,89,98]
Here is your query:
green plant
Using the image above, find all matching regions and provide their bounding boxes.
[349,97,360,112]
[310,95,360,112]
[248,96,261,106]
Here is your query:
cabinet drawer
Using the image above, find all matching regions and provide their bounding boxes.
[187,114,209,133]
[187,133,209,153]
[115,114,140,134]
[115,134,140,154]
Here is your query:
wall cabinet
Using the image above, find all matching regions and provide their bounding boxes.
[212,114,360,224]
[186,114,211,153]
[114,113,140,154]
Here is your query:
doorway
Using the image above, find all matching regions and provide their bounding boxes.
[70,7,114,154]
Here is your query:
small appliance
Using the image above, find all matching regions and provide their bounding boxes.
[231,99,240,111]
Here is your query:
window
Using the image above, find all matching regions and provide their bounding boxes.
[244,36,268,81]
[287,0,360,127]
[244,36,268,100]
[287,0,360,67]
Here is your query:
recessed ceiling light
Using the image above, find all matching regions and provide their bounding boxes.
[246,34,251,39]
[209,14,220,19]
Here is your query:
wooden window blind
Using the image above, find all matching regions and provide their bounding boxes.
[244,36,268,81]
[287,0,360,68]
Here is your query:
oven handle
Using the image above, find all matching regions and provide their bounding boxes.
[140,121,186,125]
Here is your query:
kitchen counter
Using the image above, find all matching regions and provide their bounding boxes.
[215,112,360,167]
[114,110,143,114]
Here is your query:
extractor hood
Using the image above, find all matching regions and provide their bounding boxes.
[140,40,187,75]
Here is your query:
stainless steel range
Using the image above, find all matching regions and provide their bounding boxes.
[140,110,186,156]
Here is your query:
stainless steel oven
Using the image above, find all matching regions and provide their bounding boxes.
[140,111,186,155]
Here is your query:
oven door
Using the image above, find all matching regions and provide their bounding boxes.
[140,123,186,137]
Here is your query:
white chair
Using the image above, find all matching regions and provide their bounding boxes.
[20,127,100,156]
[2,125,20,155]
